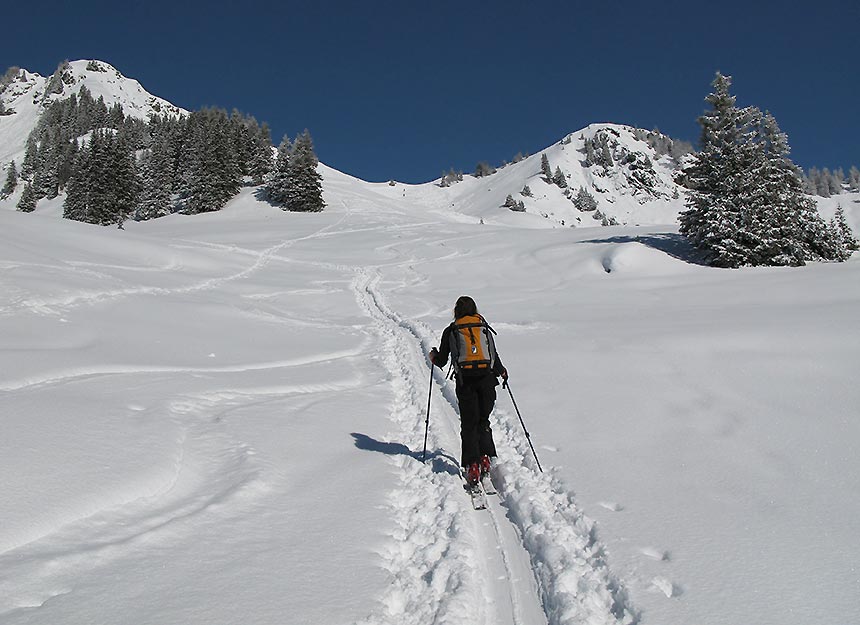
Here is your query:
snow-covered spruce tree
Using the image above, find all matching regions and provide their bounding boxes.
[553,166,567,188]
[521,185,532,197]
[136,129,174,220]
[17,182,37,212]
[2,160,17,196]
[266,135,292,206]
[248,121,273,185]
[749,111,840,264]
[284,129,324,212]
[20,136,39,181]
[35,129,61,199]
[679,73,842,267]
[834,205,858,251]
[540,153,552,180]
[573,186,598,212]
[64,130,139,225]
[474,161,495,177]
[111,130,140,225]
[849,166,860,191]
[183,108,241,214]
[63,138,92,222]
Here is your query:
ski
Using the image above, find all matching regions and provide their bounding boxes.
[466,482,488,510]
[461,470,488,510]
[480,471,497,495]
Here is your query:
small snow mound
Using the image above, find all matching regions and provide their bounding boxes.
[599,241,692,276]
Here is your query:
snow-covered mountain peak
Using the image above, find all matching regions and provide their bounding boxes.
[429,122,691,228]
[0,60,186,170]
[2,60,185,120]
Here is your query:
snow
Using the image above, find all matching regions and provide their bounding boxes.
[2,57,859,624]
[1,175,859,625]
[0,60,186,177]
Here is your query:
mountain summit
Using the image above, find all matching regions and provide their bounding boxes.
[0,60,185,168]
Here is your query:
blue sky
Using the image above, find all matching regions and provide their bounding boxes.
[3,0,858,183]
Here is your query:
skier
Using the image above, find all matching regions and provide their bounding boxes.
[429,296,508,487]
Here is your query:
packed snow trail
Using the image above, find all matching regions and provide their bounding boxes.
[353,268,635,625]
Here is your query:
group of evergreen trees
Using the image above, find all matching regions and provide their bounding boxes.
[540,153,567,188]
[13,86,141,210]
[631,128,694,163]
[10,87,324,224]
[678,73,855,267]
[802,166,860,197]
[265,131,325,212]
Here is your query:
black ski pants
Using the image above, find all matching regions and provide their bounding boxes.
[456,373,498,468]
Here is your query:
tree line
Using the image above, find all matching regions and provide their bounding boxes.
[802,166,860,197]
[4,86,324,223]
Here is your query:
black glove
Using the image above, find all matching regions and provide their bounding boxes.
[429,348,439,366]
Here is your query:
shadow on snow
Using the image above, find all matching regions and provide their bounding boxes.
[580,232,710,266]
[351,432,460,476]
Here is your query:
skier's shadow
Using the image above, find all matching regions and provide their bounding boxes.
[350,432,460,476]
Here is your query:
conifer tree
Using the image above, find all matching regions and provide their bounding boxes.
[553,166,567,188]
[136,130,174,220]
[474,161,494,177]
[184,108,241,214]
[573,186,598,211]
[834,204,858,251]
[540,153,552,179]
[20,136,39,180]
[849,166,860,191]
[111,130,140,225]
[17,182,37,212]
[249,121,273,185]
[35,130,60,199]
[266,135,292,206]
[679,73,842,267]
[284,129,324,212]
[63,130,139,225]
[2,160,17,196]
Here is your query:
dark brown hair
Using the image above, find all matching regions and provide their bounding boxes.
[454,295,478,319]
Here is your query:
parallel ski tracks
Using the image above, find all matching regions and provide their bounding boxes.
[354,266,637,625]
[353,268,546,625]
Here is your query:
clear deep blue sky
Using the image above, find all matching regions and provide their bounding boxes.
[2,0,858,183]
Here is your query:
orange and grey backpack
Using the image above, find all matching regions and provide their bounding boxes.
[448,314,498,375]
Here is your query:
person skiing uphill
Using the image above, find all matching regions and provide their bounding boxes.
[429,296,508,487]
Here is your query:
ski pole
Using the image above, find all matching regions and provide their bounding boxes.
[422,364,433,463]
[503,380,543,473]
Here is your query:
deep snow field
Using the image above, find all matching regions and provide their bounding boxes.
[1,169,859,625]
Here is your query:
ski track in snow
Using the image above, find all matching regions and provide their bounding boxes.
[0,347,366,393]
[0,208,352,317]
[352,267,637,625]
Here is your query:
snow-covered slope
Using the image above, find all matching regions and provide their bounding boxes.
[1,174,858,625]
[0,60,186,175]
[370,124,689,228]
